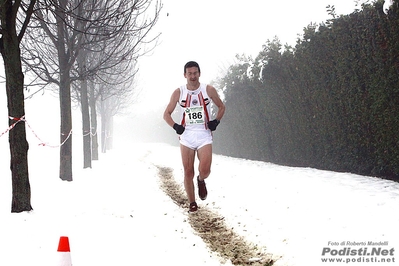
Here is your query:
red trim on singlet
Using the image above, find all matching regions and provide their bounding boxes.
[181,93,191,126]
[199,92,210,129]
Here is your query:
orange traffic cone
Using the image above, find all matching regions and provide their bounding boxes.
[57,236,72,266]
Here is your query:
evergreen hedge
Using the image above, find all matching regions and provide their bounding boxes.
[214,0,399,182]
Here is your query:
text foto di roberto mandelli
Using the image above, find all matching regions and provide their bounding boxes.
[328,241,390,246]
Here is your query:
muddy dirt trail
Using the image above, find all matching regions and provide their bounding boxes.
[157,166,274,266]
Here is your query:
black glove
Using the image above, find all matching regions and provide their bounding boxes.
[207,119,220,131]
[173,123,185,135]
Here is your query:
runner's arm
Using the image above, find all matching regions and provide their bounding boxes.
[207,85,225,121]
[163,88,180,127]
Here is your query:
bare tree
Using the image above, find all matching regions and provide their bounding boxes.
[22,0,161,179]
[71,0,161,165]
[98,76,136,153]
[0,0,36,212]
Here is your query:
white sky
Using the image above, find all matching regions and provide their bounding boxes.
[0,0,372,117]
[134,0,369,112]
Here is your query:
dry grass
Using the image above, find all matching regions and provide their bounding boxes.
[157,166,274,266]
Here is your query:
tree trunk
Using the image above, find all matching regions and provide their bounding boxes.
[106,115,113,151]
[99,97,115,153]
[59,73,73,181]
[56,0,73,181]
[89,82,99,160]
[78,51,91,168]
[100,99,107,153]
[1,0,33,212]
[80,79,92,168]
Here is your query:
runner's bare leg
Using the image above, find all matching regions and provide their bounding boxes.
[197,144,212,181]
[180,144,196,203]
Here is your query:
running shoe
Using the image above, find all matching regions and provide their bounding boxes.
[189,202,198,212]
[197,176,208,200]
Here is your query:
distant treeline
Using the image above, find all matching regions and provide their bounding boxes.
[213,0,399,182]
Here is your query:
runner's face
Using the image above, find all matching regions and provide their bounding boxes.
[184,67,200,84]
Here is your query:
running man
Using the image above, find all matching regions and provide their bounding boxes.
[163,61,225,212]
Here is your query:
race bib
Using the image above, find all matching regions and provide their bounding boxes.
[185,106,205,125]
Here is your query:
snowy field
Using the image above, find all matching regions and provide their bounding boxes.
[1,128,398,265]
[1,1,398,264]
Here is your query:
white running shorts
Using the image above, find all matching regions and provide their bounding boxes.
[179,129,213,150]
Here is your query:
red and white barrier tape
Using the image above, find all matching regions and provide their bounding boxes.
[0,116,26,138]
[1,116,72,148]
[82,130,97,137]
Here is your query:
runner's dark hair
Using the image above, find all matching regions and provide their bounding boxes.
[184,61,201,73]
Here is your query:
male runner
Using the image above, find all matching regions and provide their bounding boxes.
[163,61,225,212]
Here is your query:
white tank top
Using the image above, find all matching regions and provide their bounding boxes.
[179,83,211,130]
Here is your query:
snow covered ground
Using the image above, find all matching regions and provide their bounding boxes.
[1,128,398,266]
